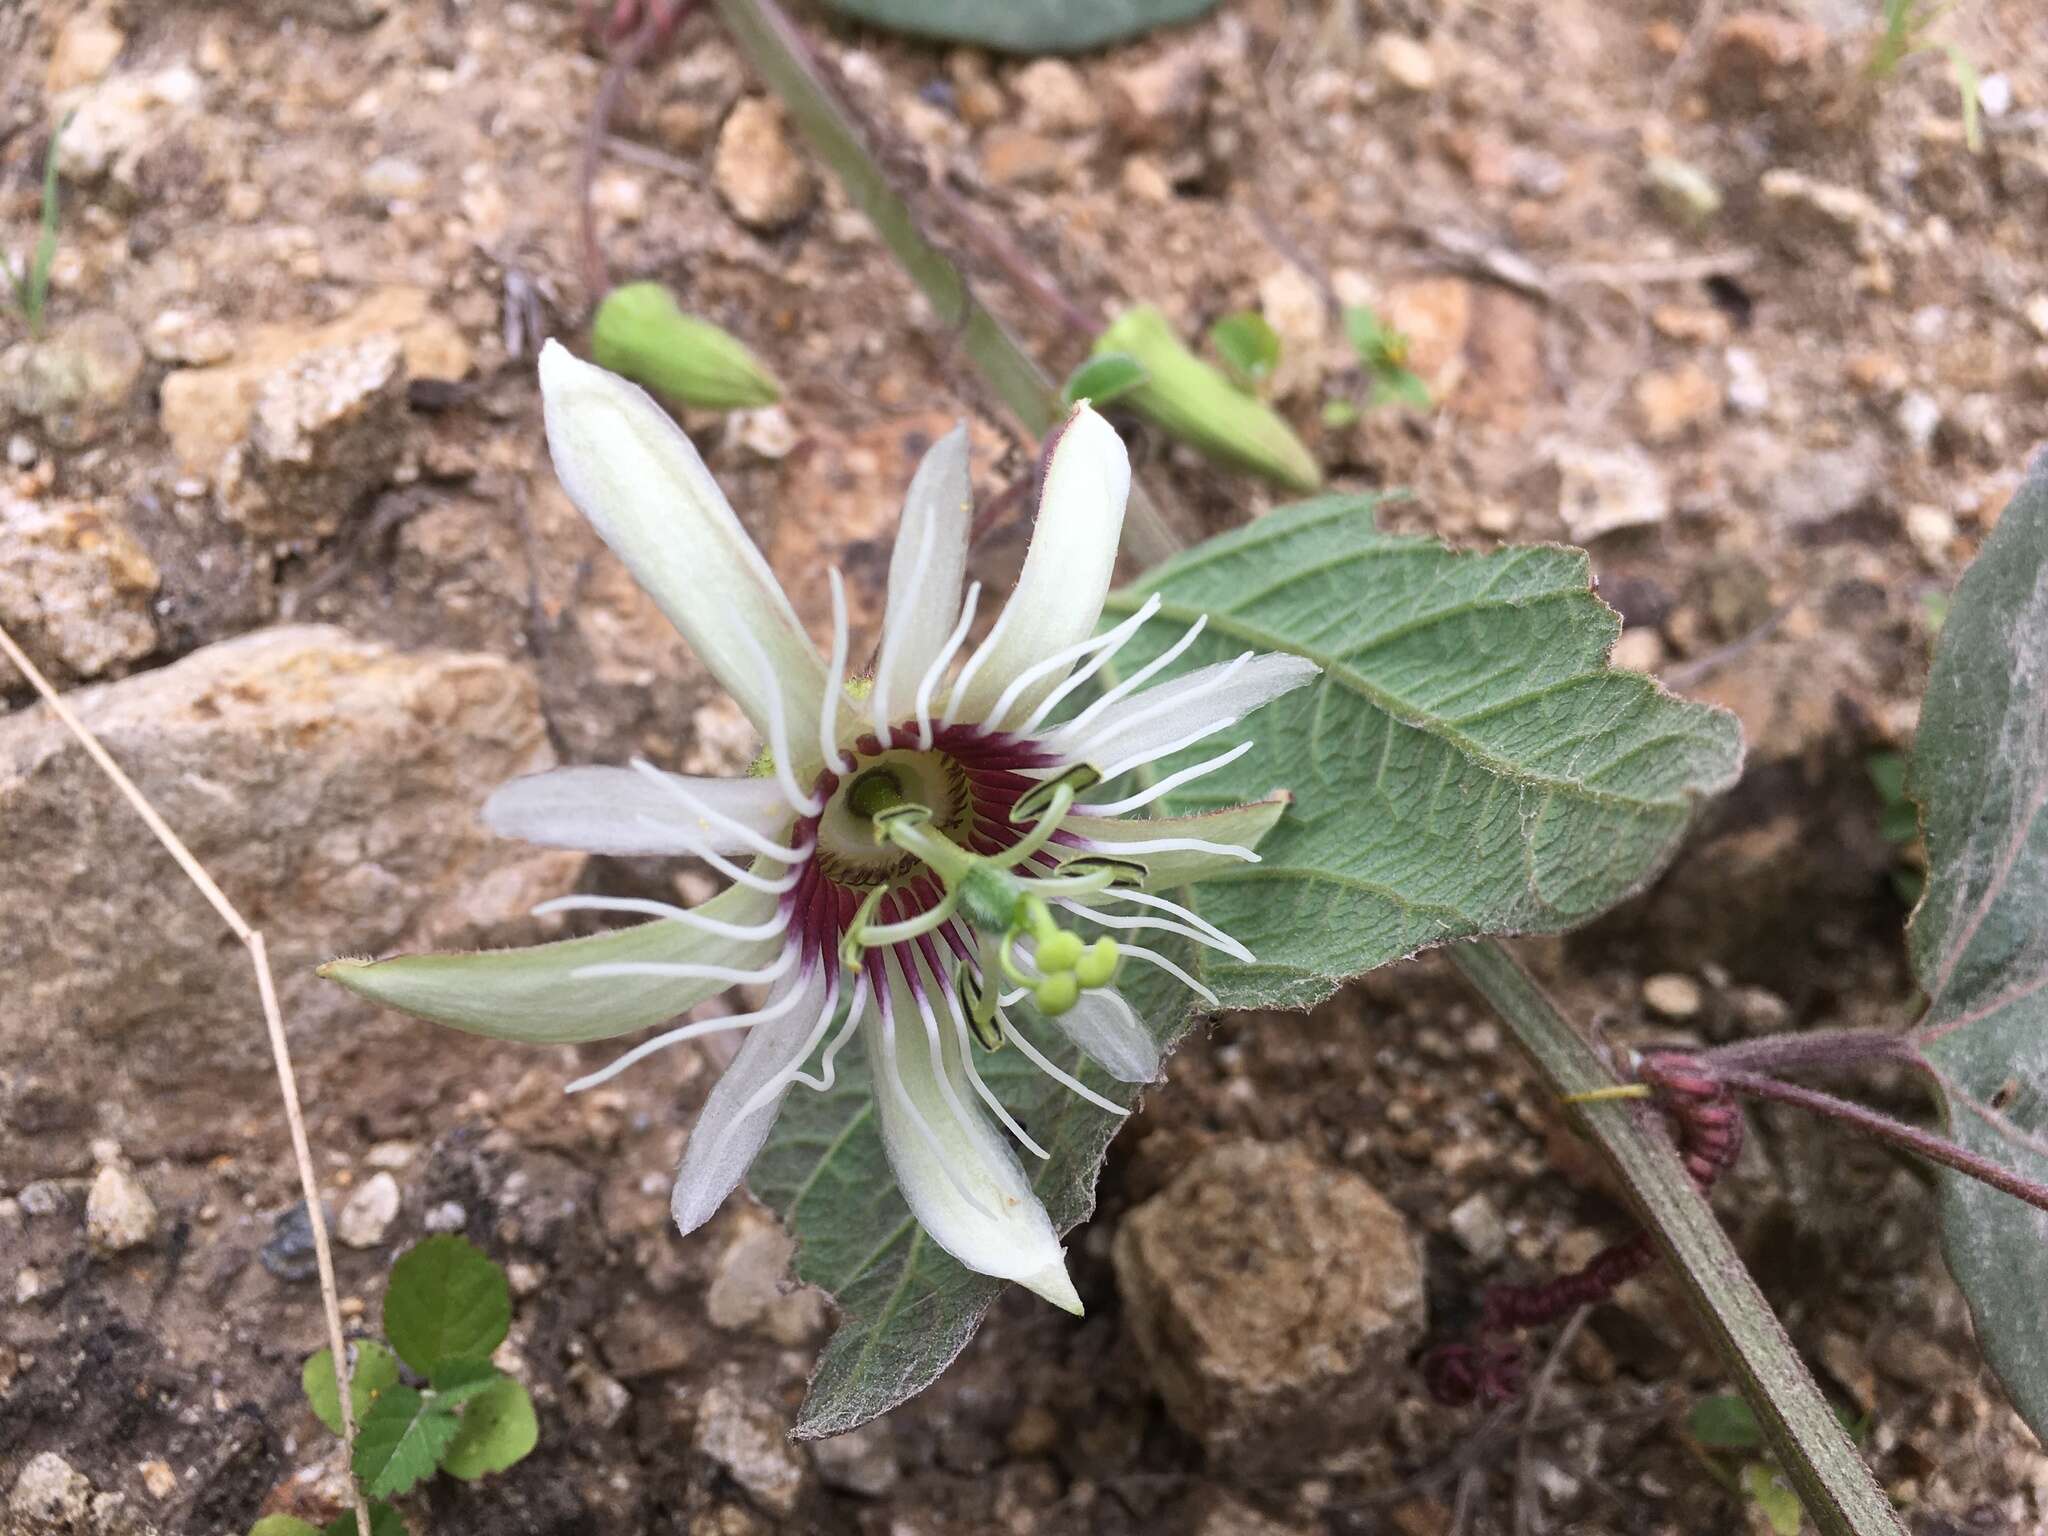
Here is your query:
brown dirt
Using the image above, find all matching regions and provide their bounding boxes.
[5,0,2048,1532]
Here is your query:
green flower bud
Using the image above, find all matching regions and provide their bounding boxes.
[592,281,783,411]
[1034,971,1080,1016]
[1073,936,1119,989]
[1036,929,1084,974]
[1093,305,1321,493]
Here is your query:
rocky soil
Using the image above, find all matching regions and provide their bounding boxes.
[4,0,2048,1532]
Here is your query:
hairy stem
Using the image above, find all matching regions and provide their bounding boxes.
[1704,1027,1917,1077]
[710,0,1184,566]
[1450,942,1903,1536]
[1719,1067,2048,1214]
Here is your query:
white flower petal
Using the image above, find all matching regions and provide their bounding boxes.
[873,423,971,730]
[1043,986,1159,1083]
[671,962,832,1234]
[952,405,1129,724]
[865,965,1082,1312]
[538,341,825,757]
[484,766,798,857]
[1060,792,1293,890]
[1055,652,1319,768]
[318,881,783,1042]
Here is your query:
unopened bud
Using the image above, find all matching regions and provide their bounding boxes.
[1036,930,1084,973]
[1073,937,1119,989]
[1093,305,1321,493]
[592,281,783,410]
[1035,971,1080,1016]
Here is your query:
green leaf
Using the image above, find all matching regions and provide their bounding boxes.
[384,1236,511,1376]
[1060,352,1148,410]
[302,1340,402,1437]
[820,0,1219,52]
[1687,1392,1764,1450]
[321,1505,406,1536]
[428,1356,503,1403]
[1102,495,1742,1007]
[352,1385,460,1499]
[1208,311,1281,392]
[1741,1462,1807,1536]
[1909,452,2048,1439]
[251,1519,322,1536]
[1368,368,1433,411]
[441,1375,539,1480]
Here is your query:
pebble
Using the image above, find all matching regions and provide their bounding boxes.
[1550,439,1669,540]
[1904,504,1957,565]
[0,312,146,447]
[1724,347,1770,417]
[45,12,127,94]
[6,434,35,468]
[219,333,408,543]
[1644,155,1722,225]
[0,496,161,687]
[1642,972,1704,1020]
[979,127,1066,189]
[336,1171,402,1249]
[1011,58,1101,135]
[8,1452,92,1533]
[85,1163,158,1253]
[137,1461,177,1501]
[1446,1191,1509,1261]
[1372,33,1439,94]
[1108,49,1207,148]
[261,1202,320,1283]
[808,1422,901,1497]
[705,1210,826,1346]
[18,1181,67,1217]
[1633,364,1721,443]
[693,1376,808,1515]
[1112,1140,1426,1470]
[423,1200,468,1232]
[713,98,815,231]
[1895,390,1942,458]
[1611,628,1666,674]
[359,154,429,202]
[144,309,237,367]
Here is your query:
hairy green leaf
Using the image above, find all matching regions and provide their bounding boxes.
[441,1375,539,1480]
[750,496,1736,1435]
[321,1505,405,1536]
[1909,451,2048,1439]
[1688,1393,1765,1451]
[352,1385,459,1499]
[821,0,1219,52]
[1104,494,1742,1006]
[302,1339,401,1437]
[1060,352,1148,410]
[1209,311,1281,392]
[384,1236,511,1376]
[1741,1462,1807,1536]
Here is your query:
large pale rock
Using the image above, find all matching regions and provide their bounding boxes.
[692,1373,808,1516]
[1,312,146,447]
[0,497,159,686]
[219,334,406,542]
[55,66,204,191]
[1112,1139,1426,1471]
[159,286,471,475]
[0,627,577,1180]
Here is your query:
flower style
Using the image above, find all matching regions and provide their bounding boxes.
[323,342,1318,1312]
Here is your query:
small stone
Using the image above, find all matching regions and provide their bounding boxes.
[706,1209,826,1346]
[220,333,407,542]
[423,1200,467,1232]
[1550,440,1669,540]
[0,497,160,687]
[1643,972,1704,1020]
[809,1422,900,1497]
[1644,156,1722,225]
[9,1451,92,1533]
[1633,364,1721,442]
[261,1202,320,1283]
[1445,1192,1508,1262]
[591,168,648,226]
[0,312,145,446]
[1724,347,1770,416]
[336,1170,401,1249]
[1904,504,1956,565]
[57,67,204,189]
[47,11,127,94]
[1611,628,1666,674]
[1845,351,1909,397]
[1372,33,1439,94]
[569,1360,632,1429]
[137,1461,176,1501]
[1006,1403,1060,1458]
[713,98,815,231]
[1761,169,1892,252]
[1108,50,1207,148]
[144,309,237,366]
[1257,264,1330,402]
[1978,72,2012,117]
[85,1163,158,1253]
[1195,1493,1318,1536]
[1895,390,1942,458]
[979,127,1066,189]
[2024,294,2048,343]
[1652,306,1731,346]
[360,155,430,202]
[19,1181,67,1216]
[1011,59,1101,135]
[505,1261,544,1296]
[16,1266,49,1303]
[364,1140,418,1169]
[732,405,798,462]
[694,1375,808,1515]
[1707,12,1827,108]
[6,434,35,468]
[1112,1140,1426,1470]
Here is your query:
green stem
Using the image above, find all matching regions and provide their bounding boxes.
[717,0,1901,1524]
[1449,941,1902,1536]
[710,0,1183,567]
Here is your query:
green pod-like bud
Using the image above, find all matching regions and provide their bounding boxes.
[591,281,783,411]
[1092,305,1321,493]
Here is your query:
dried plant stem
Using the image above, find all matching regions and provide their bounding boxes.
[0,625,371,1536]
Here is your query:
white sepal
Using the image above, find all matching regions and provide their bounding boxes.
[484,766,799,857]
[873,423,971,731]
